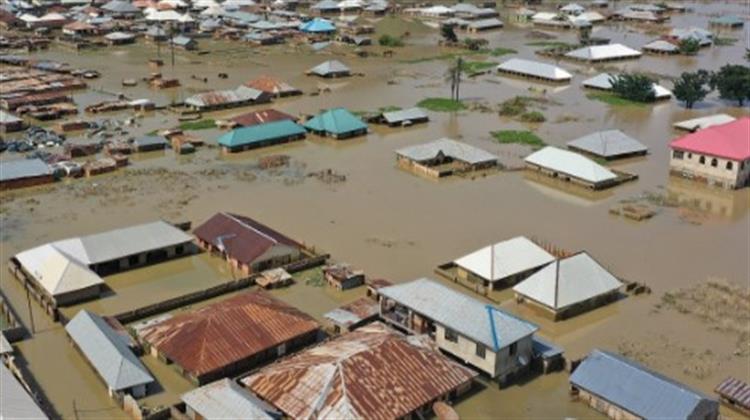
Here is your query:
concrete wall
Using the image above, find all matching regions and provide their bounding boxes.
[670,150,750,189]
[435,324,497,377]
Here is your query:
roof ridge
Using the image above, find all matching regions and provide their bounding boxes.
[223,212,280,245]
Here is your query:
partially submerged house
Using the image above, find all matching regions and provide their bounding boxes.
[570,349,719,420]
[323,263,365,290]
[241,322,477,419]
[104,31,136,45]
[299,17,335,33]
[133,135,169,152]
[466,18,503,32]
[525,146,620,190]
[452,236,556,290]
[642,39,679,54]
[11,221,193,307]
[244,76,302,97]
[256,267,293,289]
[669,117,750,189]
[306,59,351,78]
[193,212,304,274]
[496,58,572,83]
[673,114,736,132]
[377,107,428,127]
[323,296,379,333]
[140,291,321,385]
[582,73,672,100]
[564,43,642,62]
[513,252,623,320]
[303,108,367,139]
[0,158,53,190]
[379,278,538,383]
[230,109,296,127]
[217,120,306,153]
[181,378,281,420]
[185,86,271,111]
[66,310,155,398]
[396,138,498,179]
[566,129,648,160]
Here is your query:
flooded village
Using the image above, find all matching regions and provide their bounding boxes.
[0,0,749,418]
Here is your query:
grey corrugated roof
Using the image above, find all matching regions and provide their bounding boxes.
[525,146,617,183]
[134,135,168,147]
[378,278,538,350]
[382,107,428,124]
[1,363,48,420]
[496,58,572,81]
[567,129,648,158]
[0,159,50,182]
[570,349,719,419]
[182,378,278,420]
[395,138,497,165]
[643,39,678,52]
[65,310,154,392]
[308,60,350,76]
[467,18,503,29]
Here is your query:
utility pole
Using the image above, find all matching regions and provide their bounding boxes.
[25,282,35,334]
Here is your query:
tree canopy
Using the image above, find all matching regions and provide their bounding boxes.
[673,70,712,109]
[609,73,656,103]
[711,64,750,106]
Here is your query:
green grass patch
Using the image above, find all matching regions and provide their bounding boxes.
[178,119,216,130]
[378,34,404,47]
[461,60,496,75]
[519,111,546,123]
[417,97,466,112]
[491,130,546,147]
[486,47,517,57]
[586,92,648,107]
[714,37,737,46]
[498,96,531,116]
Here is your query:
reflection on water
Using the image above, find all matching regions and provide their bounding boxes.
[666,176,750,223]
[523,171,614,204]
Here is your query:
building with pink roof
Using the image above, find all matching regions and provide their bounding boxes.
[669,117,750,189]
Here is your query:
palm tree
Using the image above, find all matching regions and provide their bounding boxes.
[445,57,464,101]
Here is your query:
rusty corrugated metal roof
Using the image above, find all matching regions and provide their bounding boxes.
[323,297,378,329]
[230,109,296,127]
[715,377,750,409]
[241,322,477,420]
[140,291,320,378]
[245,76,301,95]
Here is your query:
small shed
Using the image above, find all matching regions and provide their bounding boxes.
[256,267,293,289]
[323,264,365,290]
[306,60,351,78]
[323,296,379,333]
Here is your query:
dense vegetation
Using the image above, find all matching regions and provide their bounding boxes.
[417,97,466,112]
[673,70,712,109]
[491,130,546,147]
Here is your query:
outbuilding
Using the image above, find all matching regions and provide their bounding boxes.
[323,296,379,333]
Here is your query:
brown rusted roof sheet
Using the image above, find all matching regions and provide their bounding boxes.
[193,212,302,266]
[716,377,750,409]
[231,109,296,127]
[323,297,378,329]
[366,278,393,289]
[242,322,477,420]
[140,291,320,378]
[245,76,301,95]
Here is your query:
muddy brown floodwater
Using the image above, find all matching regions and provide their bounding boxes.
[1,1,749,419]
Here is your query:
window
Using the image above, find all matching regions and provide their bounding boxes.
[475,343,486,358]
[444,328,458,343]
[128,255,139,266]
[688,153,693,159]
[699,156,706,164]
[711,158,718,167]
[672,150,684,159]
[175,245,185,255]
[726,161,734,170]
[509,342,517,356]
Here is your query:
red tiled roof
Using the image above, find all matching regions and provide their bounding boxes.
[140,291,320,378]
[670,117,750,161]
[230,109,295,127]
[193,212,301,265]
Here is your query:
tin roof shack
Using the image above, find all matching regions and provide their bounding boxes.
[669,117,750,189]
[185,86,271,111]
[303,108,367,139]
[193,212,304,275]
[496,58,572,83]
[245,76,302,97]
[512,252,623,320]
[396,138,498,179]
[218,120,306,153]
[1,363,48,420]
[242,322,477,419]
[11,221,193,308]
[525,146,623,190]
[256,267,293,289]
[181,378,281,420]
[379,278,539,384]
[322,263,364,290]
[66,310,155,398]
[133,134,169,152]
[0,158,54,190]
[376,107,429,127]
[570,349,719,420]
[306,59,351,78]
[229,109,296,128]
[715,377,750,416]
[566,130,648,160]
[140,291,321,385]
[323,296,379,333]
[452,236,556,292]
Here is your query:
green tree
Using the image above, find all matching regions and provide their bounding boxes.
[711,64,750,106]
[463,37,488,51]
[440,24,458,43]
[610,73,656,103]
[673,70,712,109]
[378,34,403,47]
[445,57,464,101]
[678,38,701,55]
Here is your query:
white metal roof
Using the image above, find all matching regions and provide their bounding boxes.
[525,146,617,183]
[1,363,48,420]
[308,60,350,76]
[454,236,556,282]
[182,378,277,420]
[643,39,678,52]
[497,58,572,81]
[673,114,736,131]
[565,43,642,61]
[513,252,622,310]
[395,138,498,165]
[65,310,154,391]
[378,278,538,350]
[582,73,672,99]
[382,107,427,124]
[14,244,104,297]
[567,129,648,158]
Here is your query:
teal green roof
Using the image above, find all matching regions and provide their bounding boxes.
[709,15,743,25]
[218,120,306,148]
[303,108,368,135]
